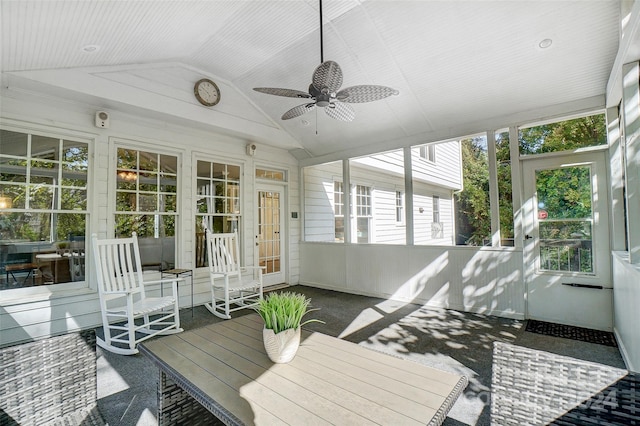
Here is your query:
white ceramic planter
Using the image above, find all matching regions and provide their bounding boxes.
[263,327,301,363]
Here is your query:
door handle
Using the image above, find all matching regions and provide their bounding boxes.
[525,234,533,240]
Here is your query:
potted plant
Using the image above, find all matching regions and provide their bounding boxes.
[255,292,324,363]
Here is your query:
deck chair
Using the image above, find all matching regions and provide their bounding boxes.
[203,224,263,319]
[91,232,183,355]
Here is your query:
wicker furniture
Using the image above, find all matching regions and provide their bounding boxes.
[202,224,263,319]
[491,341,638,425]
[0,330,105,425]
[140,314,468,425]
[91,232,183,355]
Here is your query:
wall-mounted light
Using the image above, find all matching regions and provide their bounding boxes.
[419,207,424,213]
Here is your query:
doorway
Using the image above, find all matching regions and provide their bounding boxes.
[522,151,612,330]
[256,184,286,287]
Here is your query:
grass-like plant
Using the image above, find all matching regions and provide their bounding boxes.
[255,292,324,334]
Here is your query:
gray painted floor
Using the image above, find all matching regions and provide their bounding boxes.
[96,285,626,426]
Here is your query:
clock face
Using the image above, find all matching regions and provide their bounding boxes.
[194,78,220,106]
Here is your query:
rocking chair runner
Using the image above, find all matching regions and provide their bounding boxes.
[91,233,183,355]
[203,225,264,319]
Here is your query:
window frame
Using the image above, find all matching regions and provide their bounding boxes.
[0,121,93,297]
[111,139,181,271]
[194,156,244,268]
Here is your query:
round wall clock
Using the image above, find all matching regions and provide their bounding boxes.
[194,78,221,106]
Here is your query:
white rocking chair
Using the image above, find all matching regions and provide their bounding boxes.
[203,225,263,319]
[91,232,183,355]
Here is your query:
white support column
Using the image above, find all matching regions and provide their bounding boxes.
[622,61,640,263]
[509,125,524,250]
[487,131,500,247]
[607,105,626,251]
[404,146,414,245]
[342,159,352,244]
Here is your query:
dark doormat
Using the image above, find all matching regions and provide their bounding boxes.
[525,319,618,347]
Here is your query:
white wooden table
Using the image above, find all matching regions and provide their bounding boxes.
[139,314,467,426]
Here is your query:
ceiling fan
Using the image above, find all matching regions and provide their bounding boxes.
[253,0,398,122]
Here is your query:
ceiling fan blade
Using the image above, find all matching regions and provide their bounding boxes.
[312,61,343,93]
[325,102,355,122]
[282,103,316,120]
[336,85,399,103]
[253,88,312,99]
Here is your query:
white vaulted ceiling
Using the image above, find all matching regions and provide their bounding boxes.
[0,1,625,160]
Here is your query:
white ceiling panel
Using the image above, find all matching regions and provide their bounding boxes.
[0,0,623,159]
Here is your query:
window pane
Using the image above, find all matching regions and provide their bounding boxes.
[303,161,343,242]
[1,158,27,183]
[29,185,55,209]
[411,140,460,245]
[0,184,26,209]
[496,130,514,246]
[31,135,60,160]
[139,151,158,171]
[536,165,593,273]
[519,113,606,155]
[1,129,89,289]
[455,136,491,246]
[194,160,243,268]
[350,149,404,244]
[117,148,137,169]
[0,130,28,156]
[61,188,87,210]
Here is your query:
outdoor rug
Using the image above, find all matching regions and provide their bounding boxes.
[525,319,618,347]
[491,341,639,425]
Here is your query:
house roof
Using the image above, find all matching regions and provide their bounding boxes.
[0,1,628,161]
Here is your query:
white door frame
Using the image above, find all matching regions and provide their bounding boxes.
[522,150,612,330]
[255,183,286,287]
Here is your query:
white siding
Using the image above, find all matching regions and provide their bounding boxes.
[613,252,640,372]
[300,242,525,319]
[411,141,462,190]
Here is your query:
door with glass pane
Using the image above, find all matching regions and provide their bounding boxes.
[256,185,285,286]
[522,151,612,330]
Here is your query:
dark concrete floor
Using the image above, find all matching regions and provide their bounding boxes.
[97,285,626,426]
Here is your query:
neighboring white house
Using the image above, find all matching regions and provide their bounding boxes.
[304,141,462,245]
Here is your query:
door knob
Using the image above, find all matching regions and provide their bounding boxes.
[525,234,533,240]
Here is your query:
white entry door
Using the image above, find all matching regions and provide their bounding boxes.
[522,151,612,330]
[256,185,285,286]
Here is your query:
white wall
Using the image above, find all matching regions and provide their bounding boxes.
[300,242,524,319]
[0,89,300,346]
[612,252,640,372]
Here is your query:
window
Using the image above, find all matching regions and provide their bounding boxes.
[0,128,89,288]
[432,195,440,223]
[411,140,459,245]
[396,191,404,224]
[195,160,241,267]
[519,113,606,155]
[355,185,371,243]
[303,161,343,242]
[455,135,491,246]
[256,168,285,181]
[334,181,345,242]
[419,144,436,162]
[496,130,514,246]
[115,147,177,270]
